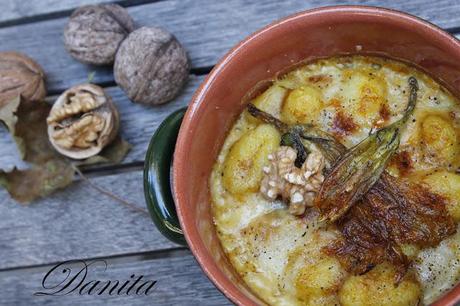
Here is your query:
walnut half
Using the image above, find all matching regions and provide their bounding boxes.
[260,146,325,215]
[47,84,119,159]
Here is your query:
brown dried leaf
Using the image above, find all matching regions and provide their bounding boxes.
[0,97,75,203]
[75,136,132,166]
[15,98,63,163]
[0,95,26,158]
[0,95,20,132]
[0,96,130,203]
[0,161,74,204]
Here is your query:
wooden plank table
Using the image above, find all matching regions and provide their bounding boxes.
[1,0,459,304]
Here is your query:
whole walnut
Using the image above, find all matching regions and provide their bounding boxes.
[64,4,134,65]
[114,26,190,105]
[47,84,119,159]
[0,51,46,106]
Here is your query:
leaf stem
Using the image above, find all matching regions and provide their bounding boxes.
[247,103,289,132]
[72,165,150,216]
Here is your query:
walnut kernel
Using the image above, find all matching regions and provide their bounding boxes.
[260,146,325,215]
[47,84,119,159]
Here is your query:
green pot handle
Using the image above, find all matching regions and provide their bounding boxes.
[143,107,187,246]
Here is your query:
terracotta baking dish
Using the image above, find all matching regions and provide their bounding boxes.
[144,6,460,305]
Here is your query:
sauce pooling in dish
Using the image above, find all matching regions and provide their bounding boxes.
[210,55,460,305]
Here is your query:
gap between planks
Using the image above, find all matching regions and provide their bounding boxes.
[46,65,213,96]
[0,250,229,306]
[0,0,166,29]
[3,0,460,94]
[1,0,460,178]
[78,67,214,177]
[0,247,189,275]
[0,71,211,179]
[2,0,460,38]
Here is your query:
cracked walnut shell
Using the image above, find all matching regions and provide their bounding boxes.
[0,51,46,107]
[114,26,190,105]
[47,84,119,159]
[64,4,135,65]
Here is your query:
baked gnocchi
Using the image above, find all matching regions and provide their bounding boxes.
[222,124,280,195]
[210,55,460,305]
[281,86,323,124]
[339,263,421,306]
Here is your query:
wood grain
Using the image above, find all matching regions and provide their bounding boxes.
[0,170,179,269]
[0,253,229,305]
[0,0,459,93]
[2,0,460,169]
[0,0,123,24]
[1,2,460,305]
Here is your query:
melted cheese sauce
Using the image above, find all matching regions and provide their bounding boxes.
[210,56,460,305]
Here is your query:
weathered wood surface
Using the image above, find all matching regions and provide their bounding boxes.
[0,170,179,269]
[0,0,122,24]
[0,253,228,305]
[1,1,460,305]
[0,0,459,93]
[2,0,460,168]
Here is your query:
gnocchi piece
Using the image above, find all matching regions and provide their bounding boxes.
[339,263,421,306]
[294,256,345,302]
[302,294,340,306]
[222,124,280,195]
[282,235,345,304]
[424,171,460,221]
[239,210,288,250]
[281,86,323,124]
[276,67,313,90]
[247,85,287,123]
[421,115,458,166]
[340,70,388,128]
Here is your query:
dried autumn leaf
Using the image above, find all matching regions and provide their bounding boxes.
[0,97,75,203]
[0,87,131,203]
[76,136,132,166]
[0,96,132,203]
[0,95,20,132]
[16,97,64,163]
[0,161,74,203]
